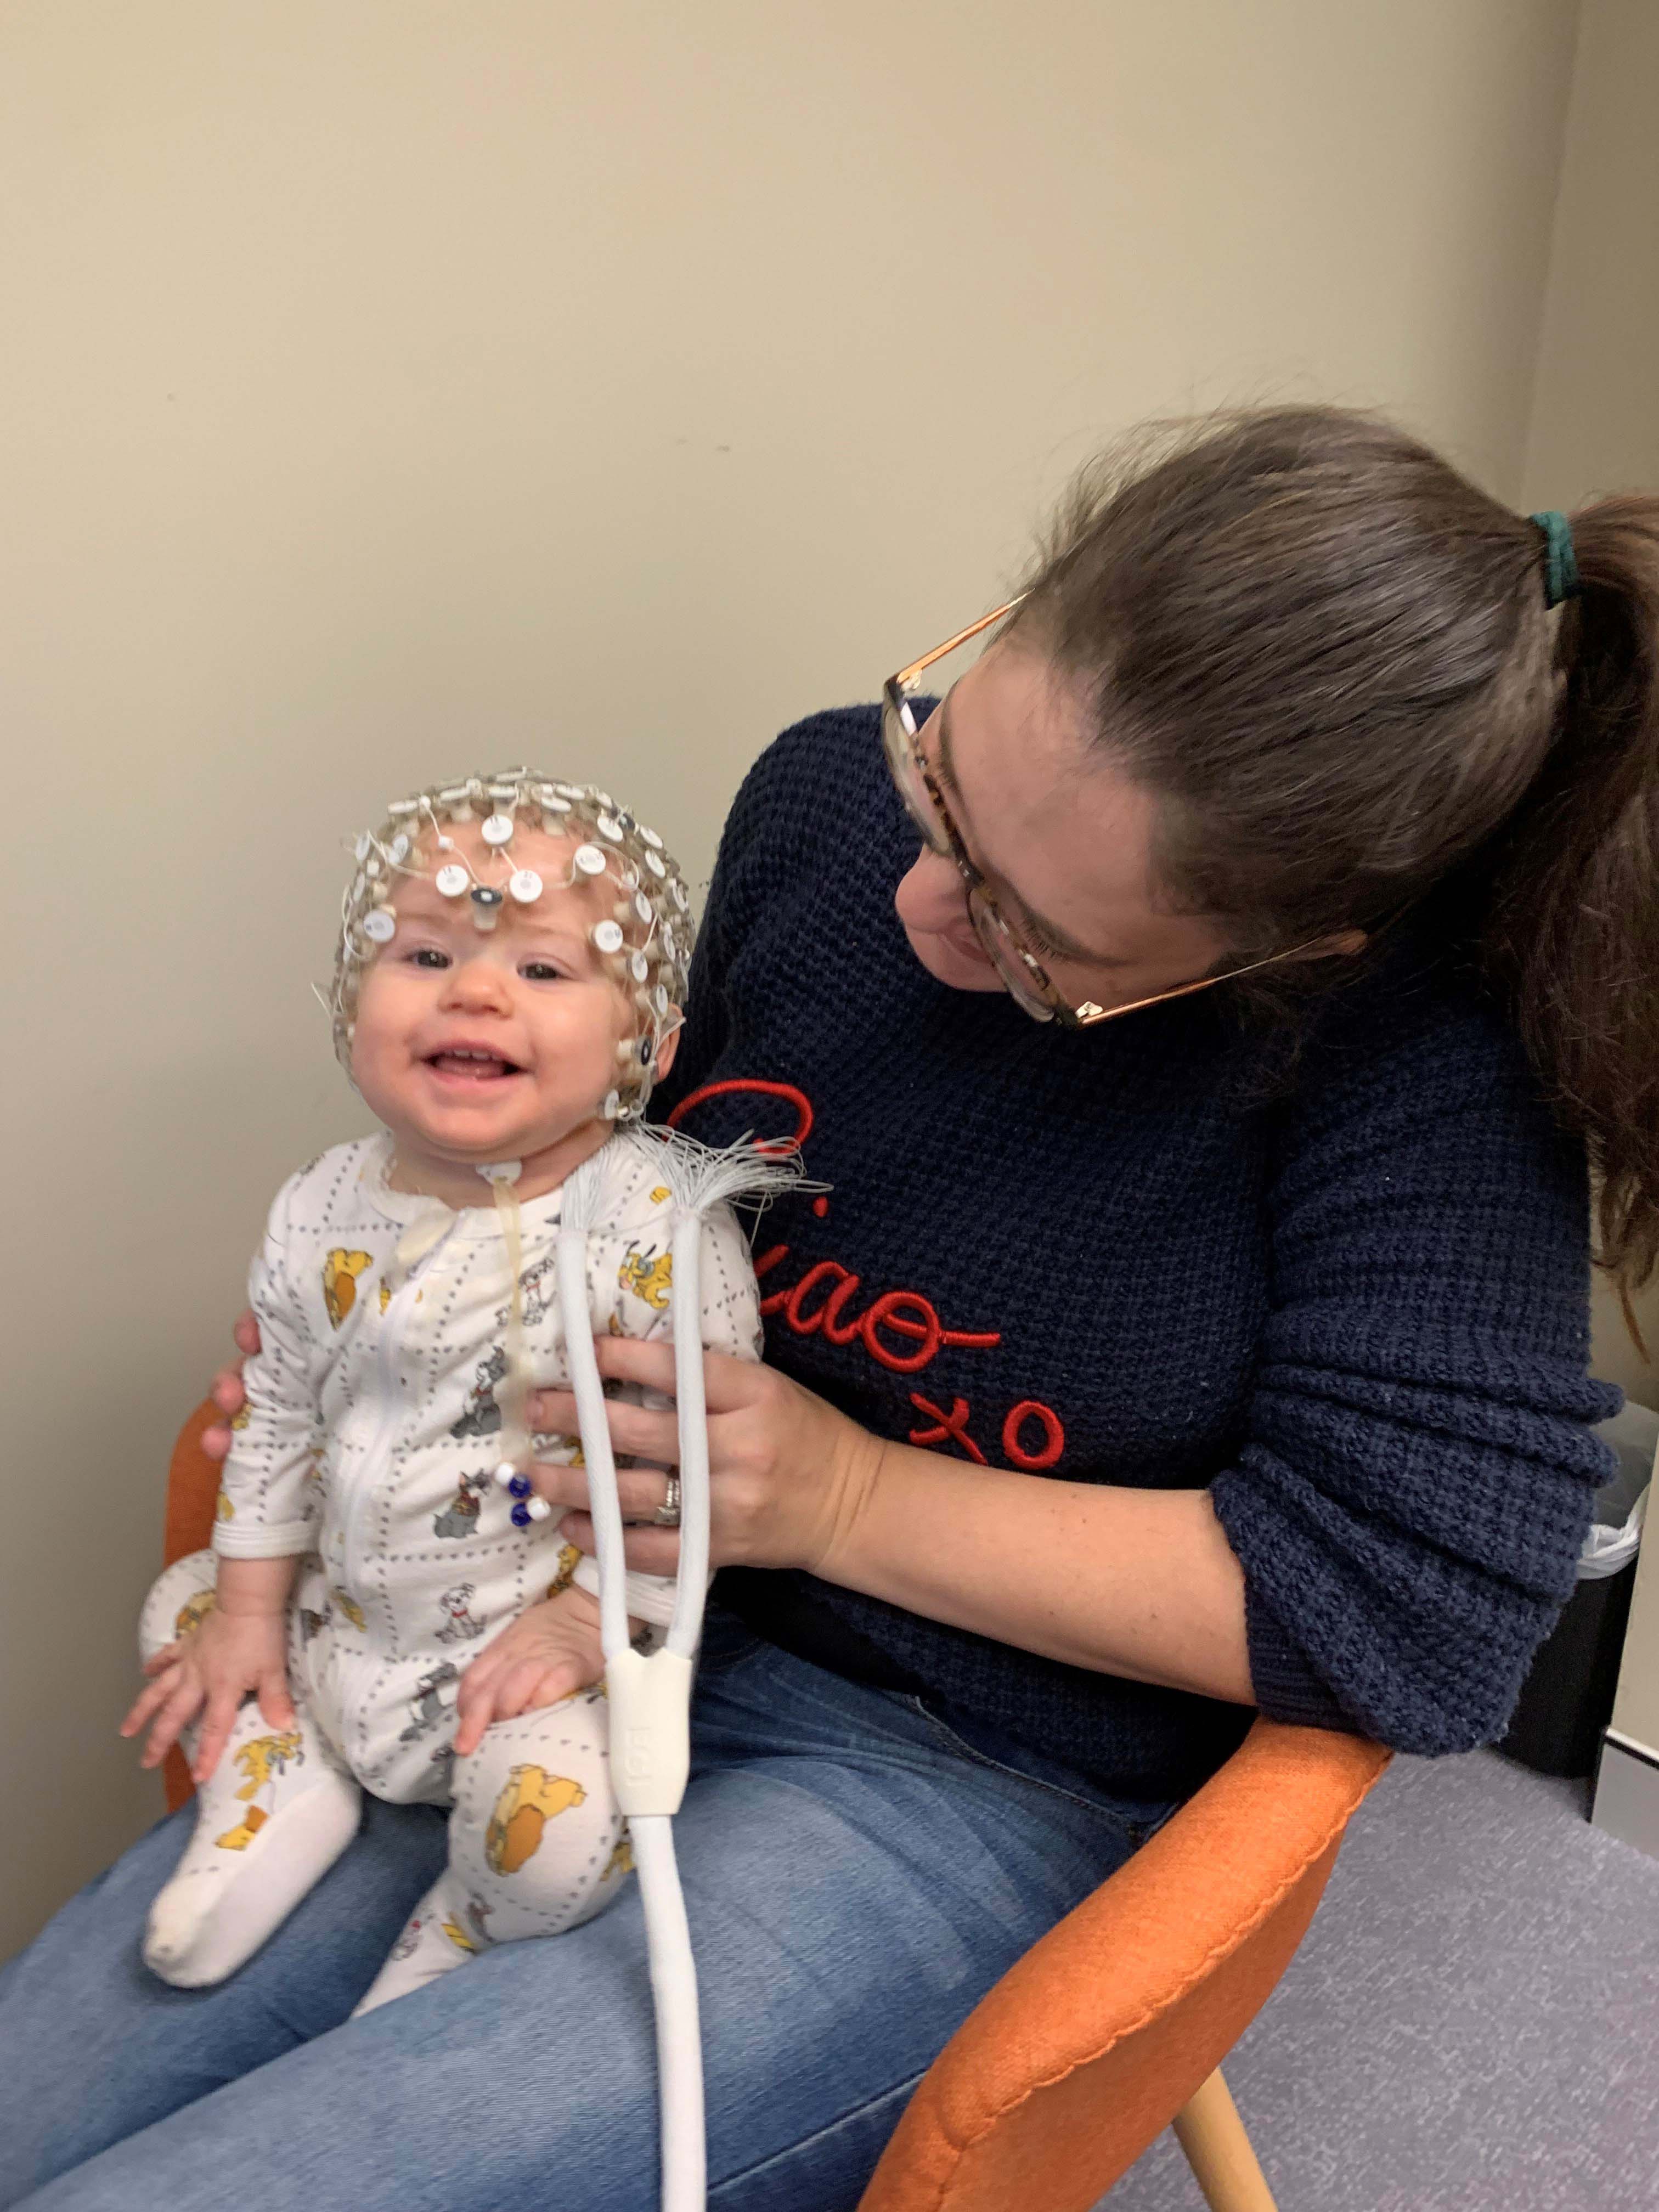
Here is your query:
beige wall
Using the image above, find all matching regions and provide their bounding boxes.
[1522,0,1659,1770]
[1523,0,1659,1408]
[0,0,1590,1956]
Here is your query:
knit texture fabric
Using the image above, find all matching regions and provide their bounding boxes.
[652,708,1618,1798]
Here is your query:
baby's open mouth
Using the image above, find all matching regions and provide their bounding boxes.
[425,1049,524,1081]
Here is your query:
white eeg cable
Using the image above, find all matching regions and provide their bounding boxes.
[555,1187,706,2212]
[554,1132,806,2212]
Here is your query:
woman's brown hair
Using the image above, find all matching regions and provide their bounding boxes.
[1013,407,1659,1294]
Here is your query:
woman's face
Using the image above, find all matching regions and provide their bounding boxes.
[893,641,1230,1010]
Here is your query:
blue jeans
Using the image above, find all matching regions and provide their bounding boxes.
[0,1611,1176,2211]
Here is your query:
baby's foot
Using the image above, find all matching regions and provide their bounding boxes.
[352,1875,487,2015]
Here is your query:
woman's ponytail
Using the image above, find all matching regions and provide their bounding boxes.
[1483,496,1659,1294]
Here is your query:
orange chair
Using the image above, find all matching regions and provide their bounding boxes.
[161,1401,1389,2210]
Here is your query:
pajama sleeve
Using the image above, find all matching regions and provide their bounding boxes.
[572,1198,764,1629]
[213,1176,324,1560]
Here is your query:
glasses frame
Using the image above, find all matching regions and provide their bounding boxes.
[882,600,1361,1028]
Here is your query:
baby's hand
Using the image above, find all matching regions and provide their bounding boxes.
[121,1605,295,1786]
[453,1587,614,1757]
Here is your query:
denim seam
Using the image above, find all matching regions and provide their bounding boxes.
[696,1639,767,1681]
[710,2062,933,2202]
[906,1698,1152,1842]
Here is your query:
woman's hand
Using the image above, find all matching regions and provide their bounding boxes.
[526,1339,885,1579]
[453,1588,610,1757]
[120,1601,296,1786]
[200,1310,262,1464]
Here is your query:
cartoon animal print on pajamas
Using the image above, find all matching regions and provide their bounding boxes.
[435,1583,484,1644]
[323,1249,373,1328]
[331,1589,367,1632]
[398,1662,461,1745]
[215,1731,305,1850]
[229,1400,251,1431]
[432,1471,490,1541]
[451,1346,507,1438]
[601,1832,634,1883]
[506,1253,558,1329]
[387,1911,425,1963]
[215,1489,235,1522]
[298,1606,329,1644]
[617,1242,673,1310]
[544,1542,582,1601]
[173,1590,217,1639]
[484,1765,588,1875]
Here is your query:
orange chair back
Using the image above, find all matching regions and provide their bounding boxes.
[860,1719,1387,2210]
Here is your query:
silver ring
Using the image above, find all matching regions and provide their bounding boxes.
[650,1474,681,1528]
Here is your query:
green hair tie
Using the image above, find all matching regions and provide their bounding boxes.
[1528,510,1582,608]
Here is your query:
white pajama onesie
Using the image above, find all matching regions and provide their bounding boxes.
[140,1125,762,2002]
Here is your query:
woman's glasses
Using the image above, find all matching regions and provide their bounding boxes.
[881,601,1364,1027]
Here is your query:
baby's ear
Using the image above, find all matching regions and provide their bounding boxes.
[650,1010,683,1083]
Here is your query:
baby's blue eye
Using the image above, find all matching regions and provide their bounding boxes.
[411,949,450,969]
[521,962,564,983]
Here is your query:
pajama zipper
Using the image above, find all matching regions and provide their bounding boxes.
[342,1232,452,1596]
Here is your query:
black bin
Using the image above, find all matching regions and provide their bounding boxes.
[1499,1409,1652,1781]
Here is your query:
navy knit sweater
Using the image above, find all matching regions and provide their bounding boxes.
[651,707,1618,1798]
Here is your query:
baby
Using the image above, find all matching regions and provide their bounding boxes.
[123,769,774,2012]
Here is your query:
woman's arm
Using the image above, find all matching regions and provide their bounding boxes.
[524,1344,1256,1706]
[815,1432,1254,1703]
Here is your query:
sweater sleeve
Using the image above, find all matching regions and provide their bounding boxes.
[571,1199,764,1628]
[213,1177,324,1560]
[1208,982,1619,1756]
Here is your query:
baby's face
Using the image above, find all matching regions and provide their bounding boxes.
[350,820,638,1177]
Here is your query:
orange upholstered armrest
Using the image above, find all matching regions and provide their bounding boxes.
[861,1717,1390,2211]
[166,1398,226,1566]
[159,1398,227,1810]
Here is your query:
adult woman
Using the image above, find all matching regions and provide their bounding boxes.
[4,406,1654,2210]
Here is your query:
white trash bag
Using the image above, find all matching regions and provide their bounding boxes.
[1580,1401,1656,1582]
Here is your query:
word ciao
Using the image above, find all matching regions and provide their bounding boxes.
[668,1077,1066,1472]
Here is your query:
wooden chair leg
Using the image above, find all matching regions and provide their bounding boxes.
[1170,2068,1279,2212]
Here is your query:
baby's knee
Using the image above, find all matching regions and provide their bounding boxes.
[138,1550,219,1662]
[447,1700,628,1939]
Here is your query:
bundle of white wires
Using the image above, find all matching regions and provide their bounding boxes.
[552,1133,802,2212]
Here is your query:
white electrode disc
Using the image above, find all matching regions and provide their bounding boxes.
[481,812,515,847]
[593,919,625,953]
[436,864,470,897]
[574,844,607,876]
[362,908,397,943]
[509,870,544,903]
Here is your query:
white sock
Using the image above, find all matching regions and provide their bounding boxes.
[351,1871,486,2016]
[143,1697,361,1988]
